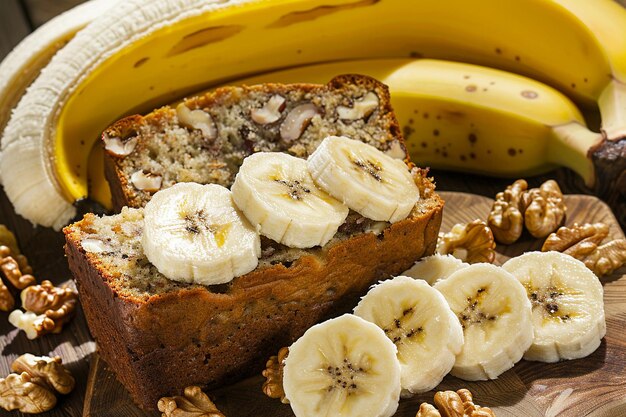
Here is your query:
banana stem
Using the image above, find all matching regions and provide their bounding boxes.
[550,123,603,187]
[598,79,626,141]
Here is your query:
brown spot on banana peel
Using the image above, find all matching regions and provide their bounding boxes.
[589,136,626,228]
[267,0,379,28]
[167,25,244,56]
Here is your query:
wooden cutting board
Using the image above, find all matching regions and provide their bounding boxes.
[81,191,626,417]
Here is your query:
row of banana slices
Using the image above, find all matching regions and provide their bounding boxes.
[282,251,606,417]
[140,135,419,285]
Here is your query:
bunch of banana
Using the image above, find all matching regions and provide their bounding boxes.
[0,0,625,229]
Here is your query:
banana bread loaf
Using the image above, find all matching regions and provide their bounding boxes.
[64,75,444,409]
[103,75,408,210]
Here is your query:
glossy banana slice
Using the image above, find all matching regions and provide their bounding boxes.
[307,136,420,223]
[142,182,260,285]
[502,251,606,362]
[354,276,463,395]
[231,152,348,248]
[283,314,401,417]
[434,263,533,380]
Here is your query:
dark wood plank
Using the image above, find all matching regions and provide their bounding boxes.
[0,0,31,58]
[0,187,96,417]
[84,192,626,417]
[21,0,87,28]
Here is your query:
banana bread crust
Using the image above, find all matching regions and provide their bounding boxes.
[64,177,443,409]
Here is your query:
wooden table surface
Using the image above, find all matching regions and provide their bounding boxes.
[0,1,625,416]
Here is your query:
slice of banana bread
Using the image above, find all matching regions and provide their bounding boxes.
[64,174,442,409]
[103,75,407,210]
[65,75,444,410]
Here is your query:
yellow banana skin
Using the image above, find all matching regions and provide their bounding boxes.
[1,0,624,228]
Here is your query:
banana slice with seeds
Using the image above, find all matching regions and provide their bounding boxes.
[283,314,401,417]
[502,251,605,362]
[142,182,260,285]
[402,254,470,285]
[231,152,348,248]
[307,136,419,223]
[354,276,463,395]
[434,263,533,380]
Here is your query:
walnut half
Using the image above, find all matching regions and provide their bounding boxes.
[9,281,78,339]
[0,244,35,312]
[542,223,626,276]
[415,389,495,417]
[522,180,566,238]
[437,220,496,264]
[157,386,225,417]
[11,354,75,395]
[0,372,57,414]
[262,346,289,404]
[488,179,527,245]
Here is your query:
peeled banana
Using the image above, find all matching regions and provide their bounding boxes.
[1,0,625,228]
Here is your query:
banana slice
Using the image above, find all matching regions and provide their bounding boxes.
[434,264,533,380]
[402,254,470,285]
[231,152,348,248]
[502,251,606,362]
[354,276,463,395]
[307,136,419,223]
[142,182,260,285]
[283,314,401,417]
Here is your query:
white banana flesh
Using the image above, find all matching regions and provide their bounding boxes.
[307,136,419,223]
[402,254,470,285]
[502,251,606,363]
[283,314,401,417]
[231,152,348,248]
[434,263,533,381]
[354,276,463,395]
[142,182,260,285]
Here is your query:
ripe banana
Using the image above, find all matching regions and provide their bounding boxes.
[282,314,401,417]
[353,276,463,396]
[402,254,469,286]
[434,263,533,381]
[1,0,625,228]
[307,136,420,223]
[502,251,606,363]
[142,182,261,285]
[231,152,348,248]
